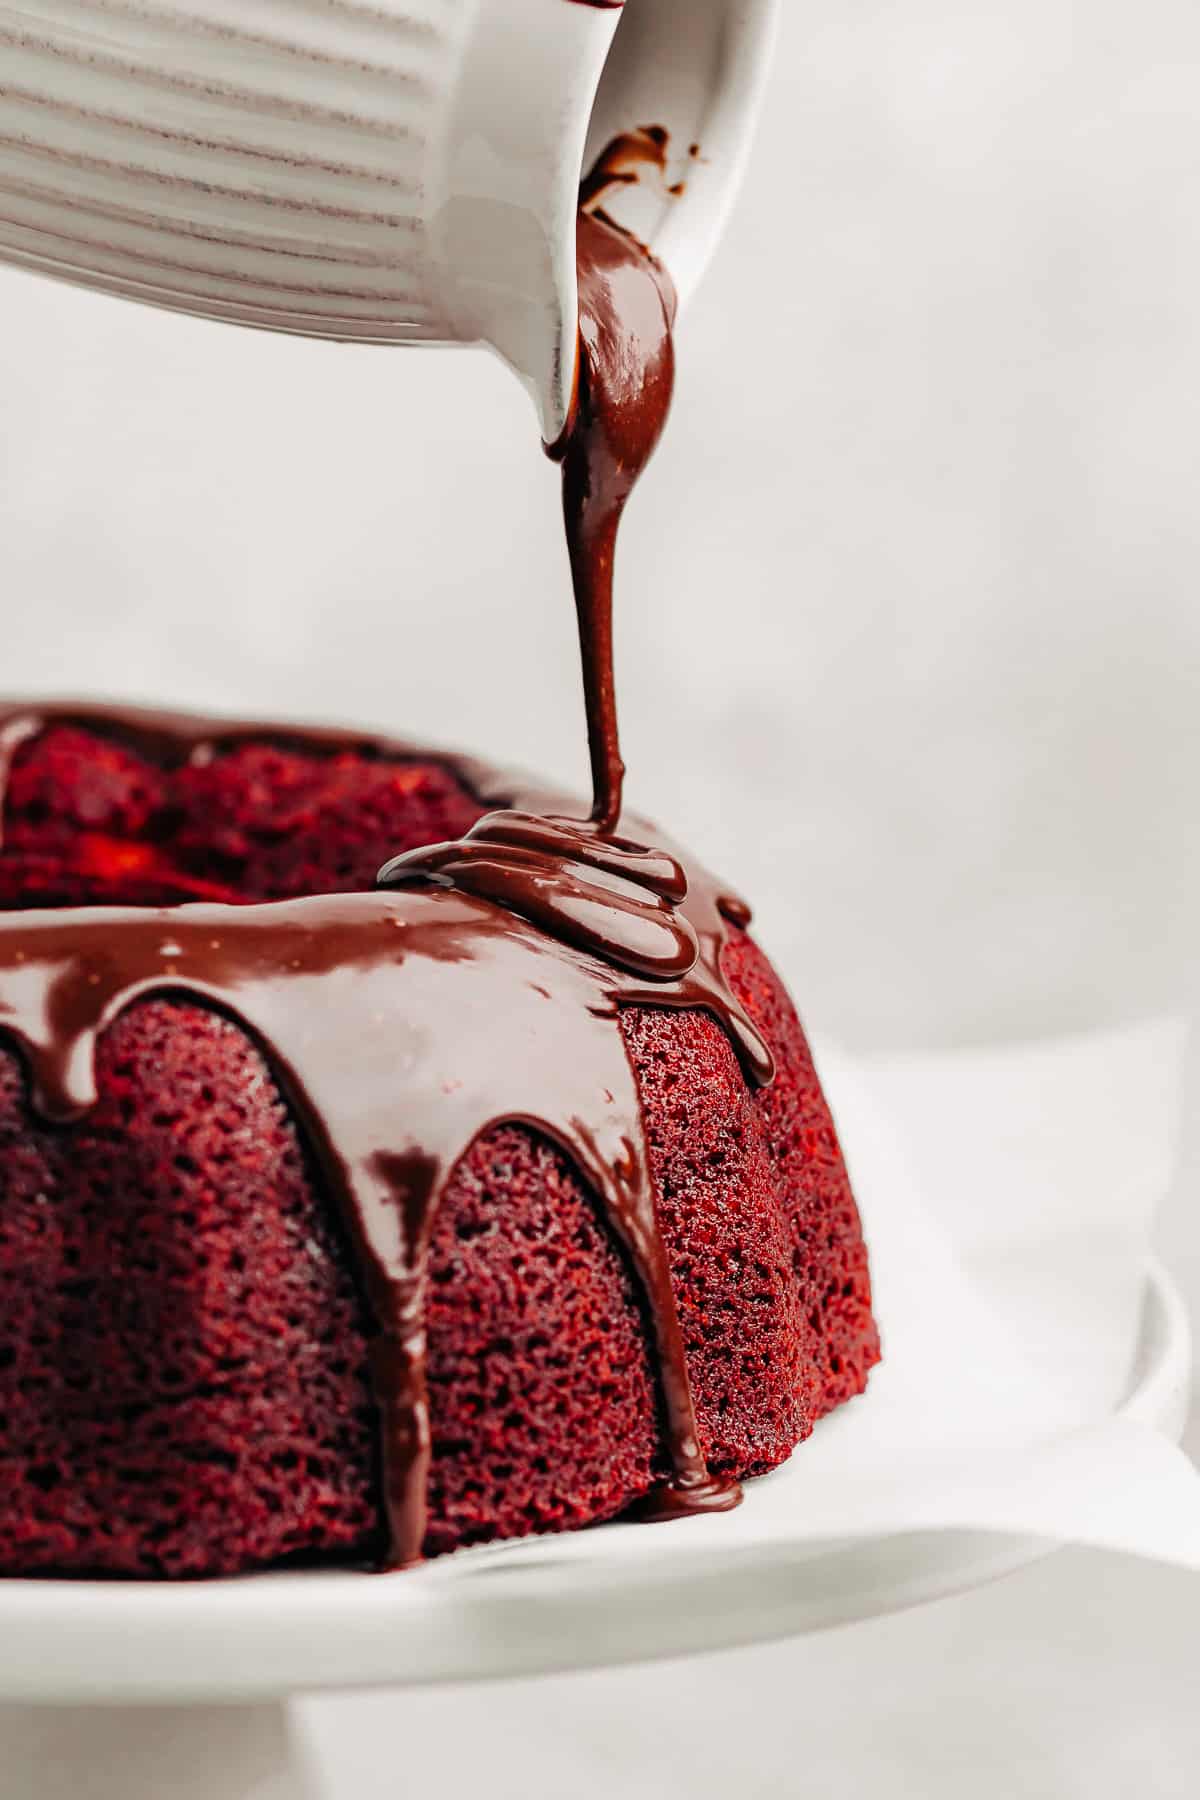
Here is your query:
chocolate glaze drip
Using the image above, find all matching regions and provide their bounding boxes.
[0,701,772,1563]
[549,158,677,834]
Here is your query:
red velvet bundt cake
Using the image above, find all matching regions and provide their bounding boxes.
[0,702,878,1578]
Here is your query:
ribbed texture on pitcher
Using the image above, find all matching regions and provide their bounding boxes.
[0,0,464,338]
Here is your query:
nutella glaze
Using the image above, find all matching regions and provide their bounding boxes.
[0,701,771,1565]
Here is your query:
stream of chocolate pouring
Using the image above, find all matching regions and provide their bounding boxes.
[557,124,676,834]
[381,132,684,978]
[377,138,765,1546]
[0,140,769,1567]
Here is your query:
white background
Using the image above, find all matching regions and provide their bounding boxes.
[1,2,1197,1793]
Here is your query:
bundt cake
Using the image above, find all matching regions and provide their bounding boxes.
[0,701,879,1578]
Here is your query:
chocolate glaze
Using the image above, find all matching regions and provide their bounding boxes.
[0,700,773,1563]
[379,134,684,979]
[381,810,771,1083]
[549,145,677,834]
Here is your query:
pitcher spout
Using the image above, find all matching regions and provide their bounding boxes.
[430,0,620,443]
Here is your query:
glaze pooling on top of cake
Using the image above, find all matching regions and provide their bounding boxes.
[0,700,820,1568]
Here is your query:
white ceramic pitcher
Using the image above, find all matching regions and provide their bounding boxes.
[0,0,778,440]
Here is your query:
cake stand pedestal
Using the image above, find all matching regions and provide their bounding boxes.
[0,1262,1189,1800]
[0,1702,316,1800]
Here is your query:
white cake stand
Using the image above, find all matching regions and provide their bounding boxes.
[0,1261,1190,1800]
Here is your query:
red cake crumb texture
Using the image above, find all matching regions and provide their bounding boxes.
[0,725,483,910]
[0,721,878,1577]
